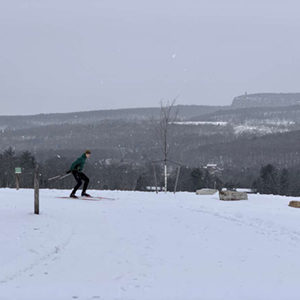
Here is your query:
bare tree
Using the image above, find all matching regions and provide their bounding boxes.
[154,99,178,192]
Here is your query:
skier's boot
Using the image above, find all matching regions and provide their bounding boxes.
[81,193,92,197]
[70,193,78,199]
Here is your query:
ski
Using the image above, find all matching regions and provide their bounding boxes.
[87,196,115,201]
[57,196,115,201]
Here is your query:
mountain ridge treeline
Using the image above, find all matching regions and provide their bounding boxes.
[2,148,300,197]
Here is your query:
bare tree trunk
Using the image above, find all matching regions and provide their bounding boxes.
[164,162,167,192]
[154,99,178,193]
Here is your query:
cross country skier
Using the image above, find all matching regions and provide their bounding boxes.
[67,150,91,198]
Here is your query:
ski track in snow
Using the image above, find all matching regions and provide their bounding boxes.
[0,196,74,286]
[186,204,300,245]
[0,189,300,300]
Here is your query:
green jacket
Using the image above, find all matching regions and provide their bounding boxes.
[70,153,87,172]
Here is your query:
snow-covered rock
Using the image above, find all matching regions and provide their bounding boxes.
[219,190,248,201]
[289,200,300,208]
[196,188,218,195]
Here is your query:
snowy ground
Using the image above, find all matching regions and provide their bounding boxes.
[0,189,300,300]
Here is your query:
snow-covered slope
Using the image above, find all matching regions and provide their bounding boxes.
[0,189,299,300]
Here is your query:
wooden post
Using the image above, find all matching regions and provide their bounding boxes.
[15,167,22,190]
[16,174,20,190]
[34,165,39,215]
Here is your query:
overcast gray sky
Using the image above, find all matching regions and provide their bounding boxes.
[1,0,300,115]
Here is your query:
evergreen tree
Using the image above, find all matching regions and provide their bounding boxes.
[2,147,15,187]
[259,164,278,194]
[135,174,148,191]
[202,170,212,189]
[279,168,289,196]
[190,168,203,191]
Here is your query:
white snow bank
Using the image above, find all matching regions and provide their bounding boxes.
[171,121,228,126]
[0,189,300,300]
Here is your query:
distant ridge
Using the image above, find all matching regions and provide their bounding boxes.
[0,105,225,130]
[232,93,300,108]
[2,93,300,130]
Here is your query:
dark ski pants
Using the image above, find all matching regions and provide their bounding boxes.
[71,171,89,195]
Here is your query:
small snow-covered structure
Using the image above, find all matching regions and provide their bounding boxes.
[289,201,300,208]
[219,190,248,201]
[196,189,218,195]
[203,163,222,175]
[146,186,163,192]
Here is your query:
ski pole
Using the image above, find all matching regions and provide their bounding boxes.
[58,173,71,180]
[48,173,71,181]
[48,175,63,181]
